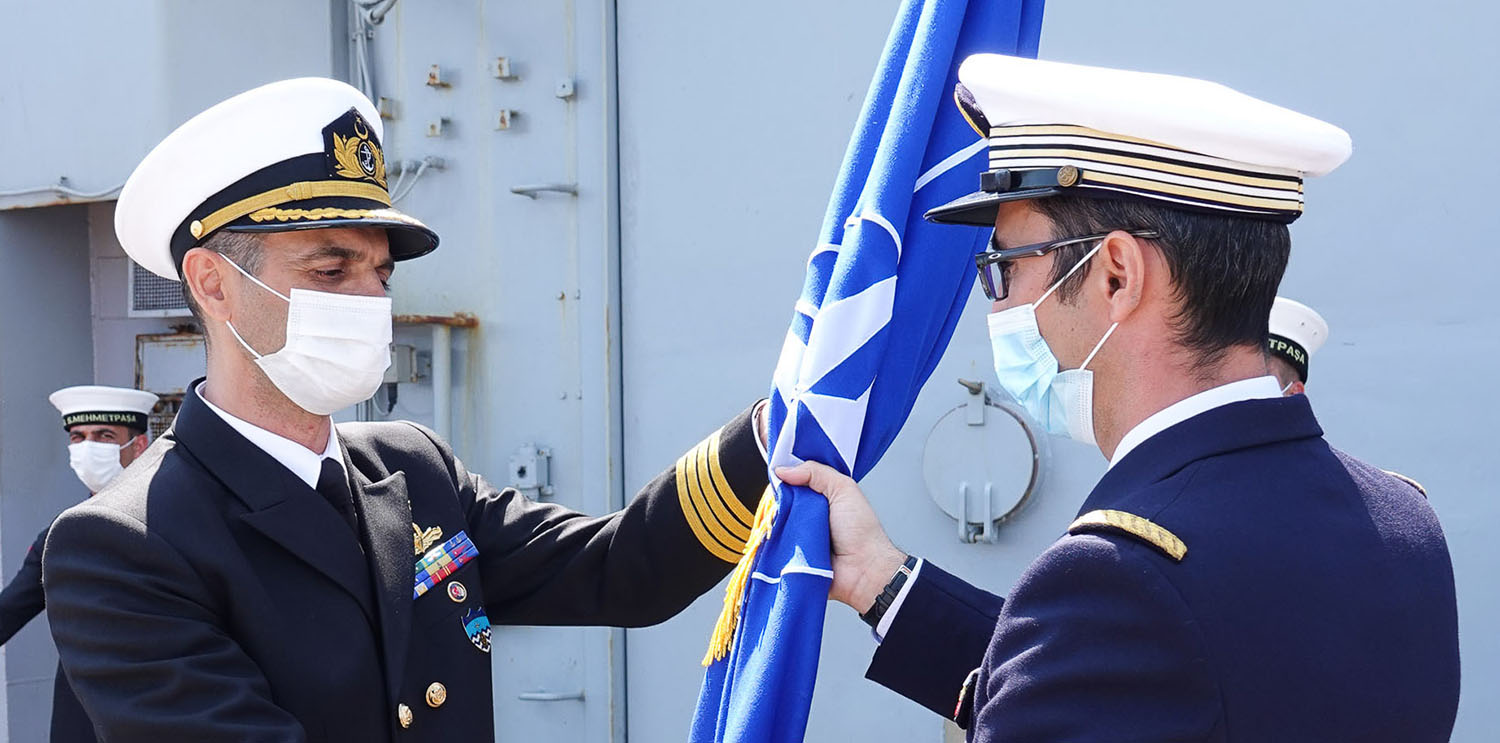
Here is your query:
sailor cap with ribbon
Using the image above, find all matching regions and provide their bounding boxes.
[116,77,438,280]
[926,54,1353,226]
[49,386,160,433]
[1268,297,1328,383]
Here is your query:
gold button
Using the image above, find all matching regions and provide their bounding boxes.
[397,703,413,728]
[426,682,447,708]
[1056,165,1081,188]
[189,220,204,239]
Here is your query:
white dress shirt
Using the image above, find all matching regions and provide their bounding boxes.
[1108,375,1283,468]
[875,374,1283,642]
[197,383,345,488]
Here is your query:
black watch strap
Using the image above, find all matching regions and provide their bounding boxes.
[860,554,918,628]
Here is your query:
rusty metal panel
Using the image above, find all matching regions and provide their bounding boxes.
[135,332,205,397]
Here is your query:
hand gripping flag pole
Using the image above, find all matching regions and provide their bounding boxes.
[690,1,1045,741]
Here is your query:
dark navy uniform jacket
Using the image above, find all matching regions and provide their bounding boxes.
[0,525,95,743]
[868,395,1460,742]
[43,381,767,742]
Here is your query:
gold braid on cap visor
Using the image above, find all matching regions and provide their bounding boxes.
[188,180,393,239]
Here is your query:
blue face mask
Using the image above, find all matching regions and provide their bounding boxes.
[986,244,1117,445]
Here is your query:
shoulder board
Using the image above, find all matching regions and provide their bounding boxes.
[1382,469,1427,498]
[1068,509,1187,562]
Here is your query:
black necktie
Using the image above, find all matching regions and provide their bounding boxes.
[315,458,359,536]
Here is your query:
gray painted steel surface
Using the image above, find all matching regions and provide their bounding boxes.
[337,1,628,739]
[0,206,93,743]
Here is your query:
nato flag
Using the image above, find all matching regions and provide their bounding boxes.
[689,1,1045,741]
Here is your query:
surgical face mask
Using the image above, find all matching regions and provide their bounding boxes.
[68,440,130,493]
[222,257,392,416]
[986,244,1117,446]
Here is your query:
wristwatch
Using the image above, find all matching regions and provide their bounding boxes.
[860,554,918,628]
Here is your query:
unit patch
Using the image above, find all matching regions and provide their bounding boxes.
[414,531,478,599]
[462,607,492,653]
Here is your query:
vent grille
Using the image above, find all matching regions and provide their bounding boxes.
[148,397,182,440]
[129,262,190,317]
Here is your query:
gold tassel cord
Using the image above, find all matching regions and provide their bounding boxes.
[702,487,778,666]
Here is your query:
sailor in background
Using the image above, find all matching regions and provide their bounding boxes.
[42,78,769,742]
[1267,296,1328,396]
[0,385,158,743]
[782,55,1459,741]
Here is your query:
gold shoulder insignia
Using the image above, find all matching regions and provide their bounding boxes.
[1382,470,1427,497]
[1068,509,1187,562]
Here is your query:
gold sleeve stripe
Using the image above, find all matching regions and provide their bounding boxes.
[686,450,751,548]
[676,452,743,563]
[676,425,764,562]
[705,431,756,531]
[1068,509,1187,562]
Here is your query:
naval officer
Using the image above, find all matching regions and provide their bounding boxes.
[42,78,770,742]
[0,385,157,743]
[1268,296,1328,396]
[781,55,1459,741]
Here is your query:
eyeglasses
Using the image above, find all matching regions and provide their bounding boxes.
[974,229,1159,301]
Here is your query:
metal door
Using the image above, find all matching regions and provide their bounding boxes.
[360,0,624,740]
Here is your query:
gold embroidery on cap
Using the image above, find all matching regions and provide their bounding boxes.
[247,207,398,224]
[332,116,388,189]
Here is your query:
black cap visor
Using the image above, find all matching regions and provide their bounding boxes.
[924,185,1064,226]
[224,203,439,262]
[924,167,1075,226]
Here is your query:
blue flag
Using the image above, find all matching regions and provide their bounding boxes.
[689,1,1045,741]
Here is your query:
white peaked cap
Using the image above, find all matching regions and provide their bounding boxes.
[927,54,1353,226]
[962,54,1352,176]
[116,77,436,280]
[49,386,160,430]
